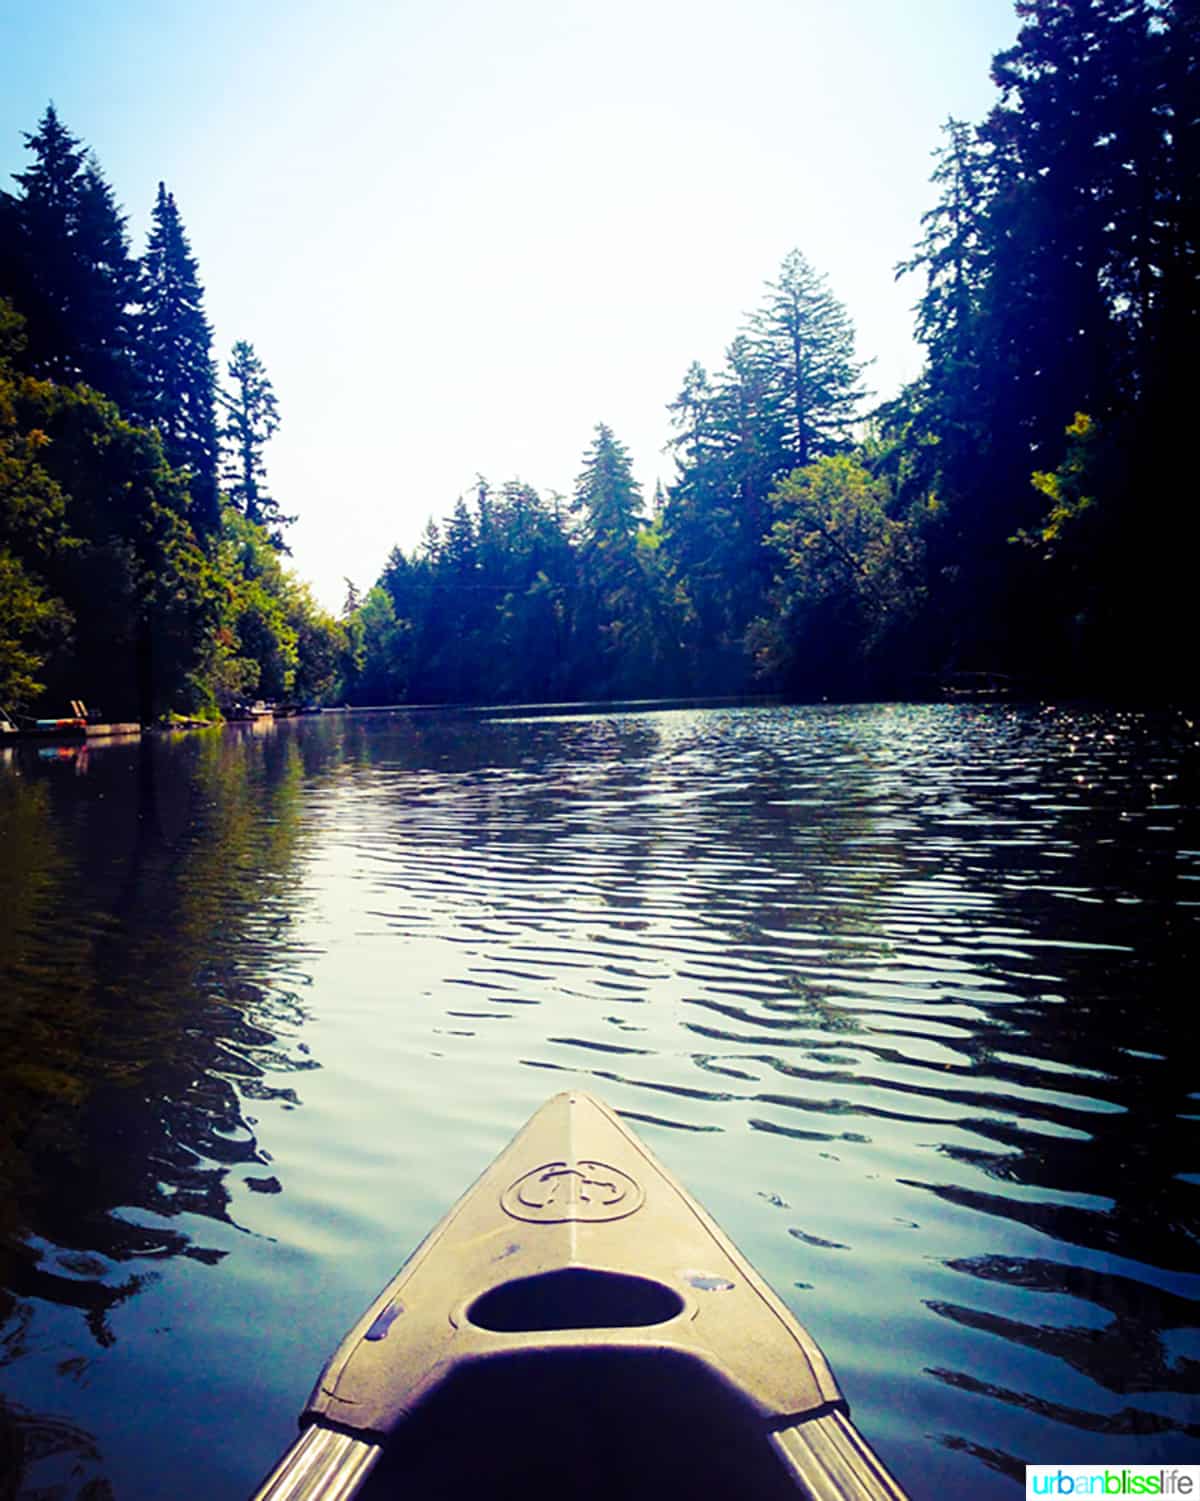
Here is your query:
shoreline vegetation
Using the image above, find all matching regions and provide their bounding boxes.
[2,0,1196,725]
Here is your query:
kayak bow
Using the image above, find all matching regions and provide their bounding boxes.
[251,1091,910,1500]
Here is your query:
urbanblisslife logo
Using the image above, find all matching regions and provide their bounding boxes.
[1027,1468,1199,1497]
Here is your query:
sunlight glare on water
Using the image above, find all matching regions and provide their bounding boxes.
[0,703,1197,1498]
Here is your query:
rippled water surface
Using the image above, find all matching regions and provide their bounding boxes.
[1,704,1197,1498]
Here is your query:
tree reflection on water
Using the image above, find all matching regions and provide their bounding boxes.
[0,725,329,1497]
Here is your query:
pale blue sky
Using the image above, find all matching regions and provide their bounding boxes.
[1,0,1020,611]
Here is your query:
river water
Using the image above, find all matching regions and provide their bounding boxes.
[0,704,1197,1498]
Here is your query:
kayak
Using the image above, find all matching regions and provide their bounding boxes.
[250,1091,910,1500]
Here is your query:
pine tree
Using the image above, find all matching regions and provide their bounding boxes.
[573,423,659,694]
[443,495,478,578]
[0,106,139,409]
[661,252,867,691]
[662,340,786,687]
[1146,0,1198,424]
[746,249,867,469]
[574,423,645,556]
[137,183,219,533]
[218,340,291,546]
[893,0,1200,689]
[898,118,989,457]
[977,0,1127,469]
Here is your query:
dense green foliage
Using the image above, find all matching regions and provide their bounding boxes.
[348,0,1194,706]
[0,106,140,413]
[354,0,1189,705]
[0,110,339,719]
[890,0,1199,694]
[3,1,1195,715]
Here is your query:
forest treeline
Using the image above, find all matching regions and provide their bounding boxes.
[0,110,342,720]
[3,0,1197,717]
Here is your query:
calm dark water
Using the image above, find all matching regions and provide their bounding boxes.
[0,704,1197,1499]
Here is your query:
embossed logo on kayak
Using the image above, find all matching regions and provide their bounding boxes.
[501,1160,645,1222]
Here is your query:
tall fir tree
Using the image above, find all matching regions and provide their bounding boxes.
[893,0,1200,689]
[662,253,865,692]
[0,105,140,409]
[746,248,867,469]
[897,118,990,481]
[137,183,219,534]
[574,422,645,554]
[978,0,1128,467]
[572,423,660,694]
[218,340,291,547]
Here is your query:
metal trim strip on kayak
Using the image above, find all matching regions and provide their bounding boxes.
[250,1425,381,1501]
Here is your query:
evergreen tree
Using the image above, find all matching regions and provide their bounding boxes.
[572,423,658,694]
[978,0,1128,465]
[218,340,290,546]
[489,480,576,701]
[897,119,990,486]
[0,106,140,409]
[894,119,1001,668]
[443,495,478,578]
[746,248,867,469]
[1157,0,1200,418]
[574,423,644,550]
[662,252,868,690]
[663,360,740,680]
[137,183,219,533]
[899,0,1200,685]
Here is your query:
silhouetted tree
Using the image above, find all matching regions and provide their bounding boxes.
[137,184,219,534]
[0,105,140,410]
[218,340,290,547]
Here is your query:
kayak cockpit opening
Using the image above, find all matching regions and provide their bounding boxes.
[466,1267,684,1332]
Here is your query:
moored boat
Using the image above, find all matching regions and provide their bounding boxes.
[227,700,276,722]
[0,707,88,741]
[251,1091,910,1500]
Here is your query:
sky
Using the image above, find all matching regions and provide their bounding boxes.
[1,0,1021,613]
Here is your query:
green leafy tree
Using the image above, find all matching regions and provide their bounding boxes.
[357,586,408,703]
[205,512,345,710]
[0,294,224,721]
[336,579,366,701]
[210,509,299,706]
[1010,411,1129,685]
[752,453,922,695]
[0,305,75,706]
[0,552,70,709]
[288,586,344,704]
[27,378,218,720]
